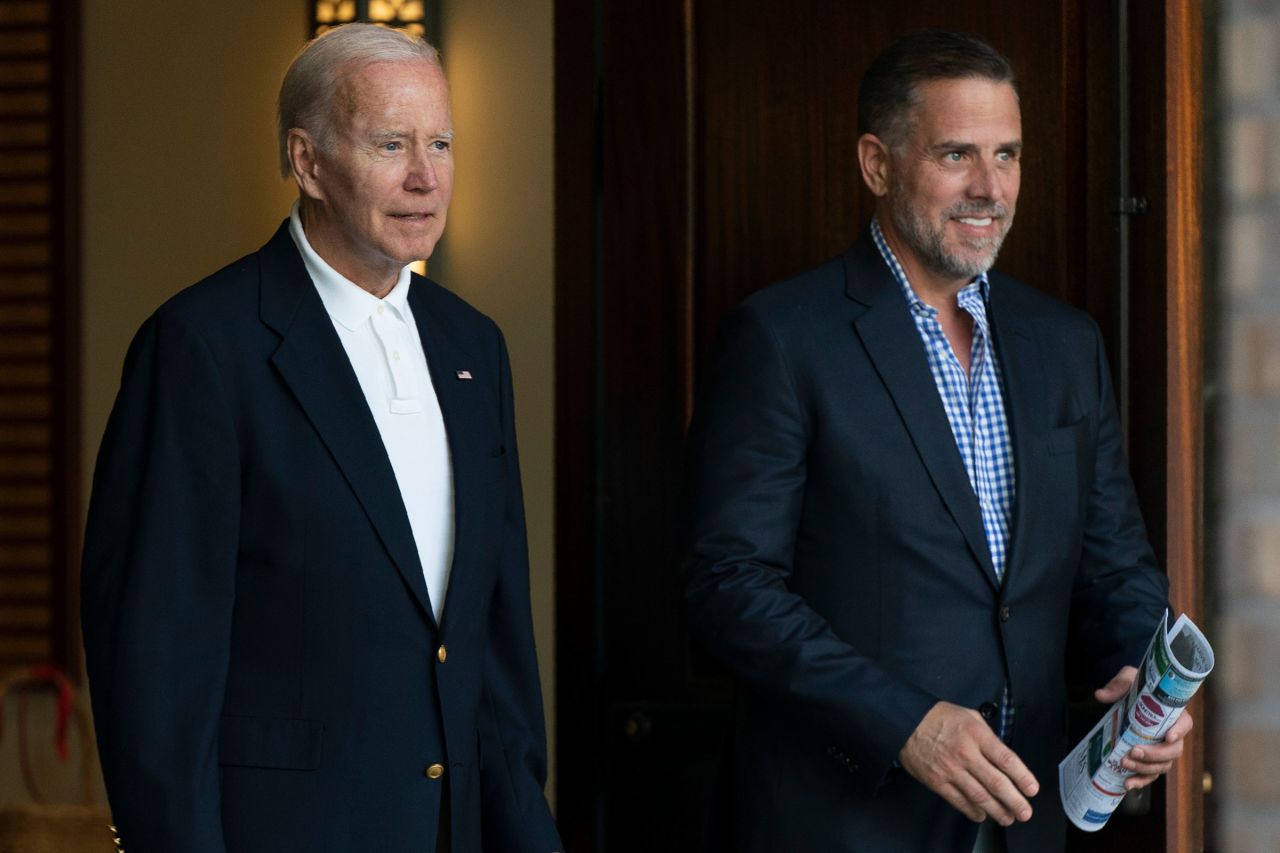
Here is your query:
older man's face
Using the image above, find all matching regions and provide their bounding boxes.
[884,77,1021,284]
[307,58,453,292]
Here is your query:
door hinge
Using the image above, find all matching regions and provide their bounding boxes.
[1113,196,1150,215]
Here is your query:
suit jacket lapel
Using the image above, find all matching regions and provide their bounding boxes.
[257,223,436,624]
[986,278,1049,592]
[408,279,487,632]
[843,235,998,587]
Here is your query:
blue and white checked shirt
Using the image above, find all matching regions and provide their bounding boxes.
[871,218,1017,739]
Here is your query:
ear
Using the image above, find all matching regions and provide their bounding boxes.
[857,133,892,198]
[288,128,325,200]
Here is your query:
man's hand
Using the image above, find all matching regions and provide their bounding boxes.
[898,701,1040,825]
[1094,665,1194,790]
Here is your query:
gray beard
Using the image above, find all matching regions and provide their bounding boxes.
[888,192,1013,281]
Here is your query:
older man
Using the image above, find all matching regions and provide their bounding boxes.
[681,30,1190,852]
[81,24,561,853]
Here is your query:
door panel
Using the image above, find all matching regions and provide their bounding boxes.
[694,1,1088,346]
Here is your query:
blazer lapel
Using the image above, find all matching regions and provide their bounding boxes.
[408,279,488,632]
[257,223,436,623]
[986,278,1050,591]
[843,236,998,586]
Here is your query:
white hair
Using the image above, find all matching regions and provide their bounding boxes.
[277,23,442,178]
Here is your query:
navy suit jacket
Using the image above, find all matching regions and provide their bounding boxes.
[81,222,561,853]
[681,229,1170,853]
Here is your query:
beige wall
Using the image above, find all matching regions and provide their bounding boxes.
[0,0,556,809]
[81,1,304,478]
[431,0,558,799]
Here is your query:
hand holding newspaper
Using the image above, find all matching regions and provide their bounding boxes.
[1058,610,1214,832]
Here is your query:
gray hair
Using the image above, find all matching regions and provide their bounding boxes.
[277,23,442,178]
[857,30,1017,153]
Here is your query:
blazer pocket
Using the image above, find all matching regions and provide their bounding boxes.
[218,715,324,770]
[1047,418,1091,456]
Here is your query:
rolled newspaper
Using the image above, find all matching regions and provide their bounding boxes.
[1058,610,1213,832]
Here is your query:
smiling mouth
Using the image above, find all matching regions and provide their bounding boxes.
[391,213,433,221]
[955,216,995,227]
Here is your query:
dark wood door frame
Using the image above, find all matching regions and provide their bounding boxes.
[1160,1,1205,850]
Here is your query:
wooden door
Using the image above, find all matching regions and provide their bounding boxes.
[554,2,1203,850]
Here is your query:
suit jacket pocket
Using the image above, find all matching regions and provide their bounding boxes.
[1047,417,1090,456]
[218,715,324,770]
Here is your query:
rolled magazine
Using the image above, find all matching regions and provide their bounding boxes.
[1058,610,1214,832]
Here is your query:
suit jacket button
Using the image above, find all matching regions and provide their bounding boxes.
[998,606,1011,622]
[979,702,998,720]
[437,644,447,663]
[425,763,445,779]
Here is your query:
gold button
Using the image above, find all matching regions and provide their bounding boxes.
[425,763,445,779]
[437,644,447,663]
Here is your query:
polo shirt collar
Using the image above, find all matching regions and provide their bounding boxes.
[288,200,413,331]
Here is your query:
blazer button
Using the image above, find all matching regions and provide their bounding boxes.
[425,763,445,779]
[437,644,447,663]
[998,606,1011,622]
[979,702,998,720]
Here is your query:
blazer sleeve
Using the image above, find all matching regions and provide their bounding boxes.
[476,330,563,853]
[81,310,239,853]
[681,301,937,793]
[1068,319,1171,685]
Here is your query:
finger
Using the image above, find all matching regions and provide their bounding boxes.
[966,745,1035,823]
[1130,739,1184,763]
[981,738,1040,799]
[1125,772,1162,791]
[1166,711,1194,739]
[967,775,1026,825]
[1094,666,1139,703]
[952,768,1008,824]
[1124,755,1177,776]
[940,781,988,823]
[1131,732,1187,763]
[970,768,1032,824]
[1125,757,1177,777]
[957,763,1024,824]
[1123,737,1179,776]
[1126,763,1172,783]
[1093,681,1124,703]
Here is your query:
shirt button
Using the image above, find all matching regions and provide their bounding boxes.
[377,305,385,315]
[393,351,401,361]
[979,702,998,720]
[999,606,1011,622]
[425,763,445,779]
[437,644,447,663]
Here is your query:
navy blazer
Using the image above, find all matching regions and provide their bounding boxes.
[681,229,1170,853]
[81,222,561,853]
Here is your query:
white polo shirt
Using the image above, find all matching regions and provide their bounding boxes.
[289,202,455,624]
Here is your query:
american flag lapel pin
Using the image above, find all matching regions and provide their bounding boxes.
[455,369,473,380]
